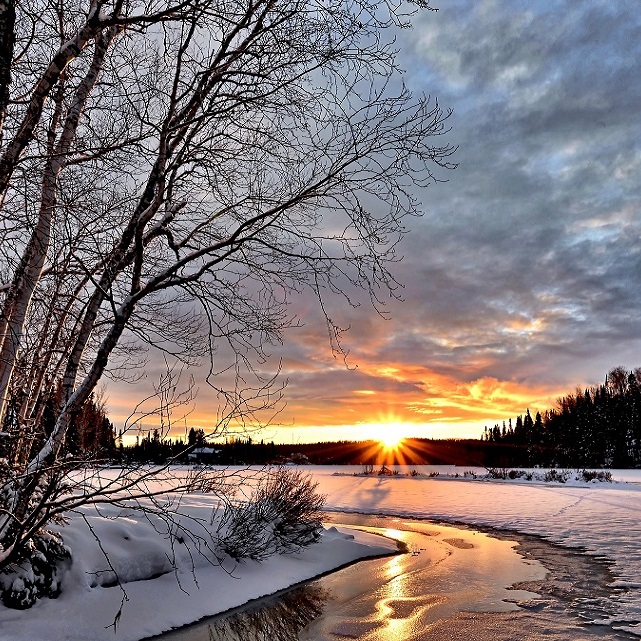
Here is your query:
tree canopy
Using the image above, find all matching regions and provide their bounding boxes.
[0,0,453,585]
[484,366,641,468]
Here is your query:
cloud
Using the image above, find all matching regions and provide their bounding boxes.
[107,2,641,442]
[388,1,641,375]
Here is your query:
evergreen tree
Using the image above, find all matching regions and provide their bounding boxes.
[485,365,641,467]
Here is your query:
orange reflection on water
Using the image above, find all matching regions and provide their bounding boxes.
[371,530,425,641]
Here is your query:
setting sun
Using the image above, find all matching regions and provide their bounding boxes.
[379,433,405,450]
[369,422,407,450]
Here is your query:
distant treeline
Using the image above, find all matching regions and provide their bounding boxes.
[263,438,492,466]
[52,365,641,470]
[120,429,279,465]
[483,366,641,468]
[119,434,505,467]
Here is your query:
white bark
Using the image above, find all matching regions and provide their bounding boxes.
[0,0,454,574]
[0,27,118,423]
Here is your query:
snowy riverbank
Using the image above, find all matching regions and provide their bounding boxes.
[2,465,641,640]
[313,465,641,637]
[0,491,395,641]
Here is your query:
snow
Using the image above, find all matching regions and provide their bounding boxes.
[311,465,641,637]
[0,471,395,641]
[1,465,641,640]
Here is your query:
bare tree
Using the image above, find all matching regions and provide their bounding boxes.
[0,0,454,595]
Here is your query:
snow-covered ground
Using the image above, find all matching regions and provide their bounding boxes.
[311,465,641,637]
[0,479,395,641]
[1,465,640,640]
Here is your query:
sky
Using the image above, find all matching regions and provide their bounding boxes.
[109,0,641,444]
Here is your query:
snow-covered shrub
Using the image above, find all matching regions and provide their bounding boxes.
[544,468,571,483]
[216,469,324,561]
[486,467,509,479]
[581,469,612,483]
[0,531,70,609]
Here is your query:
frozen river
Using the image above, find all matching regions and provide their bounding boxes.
[5,464,640,641]
[156,512,632,641]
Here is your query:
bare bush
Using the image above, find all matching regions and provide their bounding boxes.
[581,470,612,483]
[216,469,325,561]
[544,469,571,483]
[485,467,509,480]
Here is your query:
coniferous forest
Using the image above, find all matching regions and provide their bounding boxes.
[483,366,641,468]
[8,367,641,470]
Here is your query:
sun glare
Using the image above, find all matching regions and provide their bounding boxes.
[370,422,406,450]
[354,420,420,464]
[379,432,404,450]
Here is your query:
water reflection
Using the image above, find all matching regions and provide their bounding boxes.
[161,584,328,641]
[376,549,422,641]
[296,521,548,641]
[158,515,631,641]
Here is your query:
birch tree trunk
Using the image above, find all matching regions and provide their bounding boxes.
[0,28,118,424]
[0,0,15,144]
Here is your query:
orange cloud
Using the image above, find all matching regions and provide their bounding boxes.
[250,356,567,441]
[105,325,572,445]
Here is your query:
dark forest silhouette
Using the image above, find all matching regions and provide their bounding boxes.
[12,366,641,469]
[483,366,641,468]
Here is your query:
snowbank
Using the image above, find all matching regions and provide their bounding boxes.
[2,465,641,640]
[0,479,395,641]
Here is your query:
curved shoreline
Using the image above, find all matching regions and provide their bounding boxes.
[154,514,620,641]
[144,527,403,641]
[326,511,631,632]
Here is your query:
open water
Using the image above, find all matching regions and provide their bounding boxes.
[153,513,634,641]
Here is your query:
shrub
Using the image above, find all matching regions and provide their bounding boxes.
[0,531,70,609]
[581,470,612,483]
[544,469,571,483]
[216,469,325,561]
[486,468,508,480]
